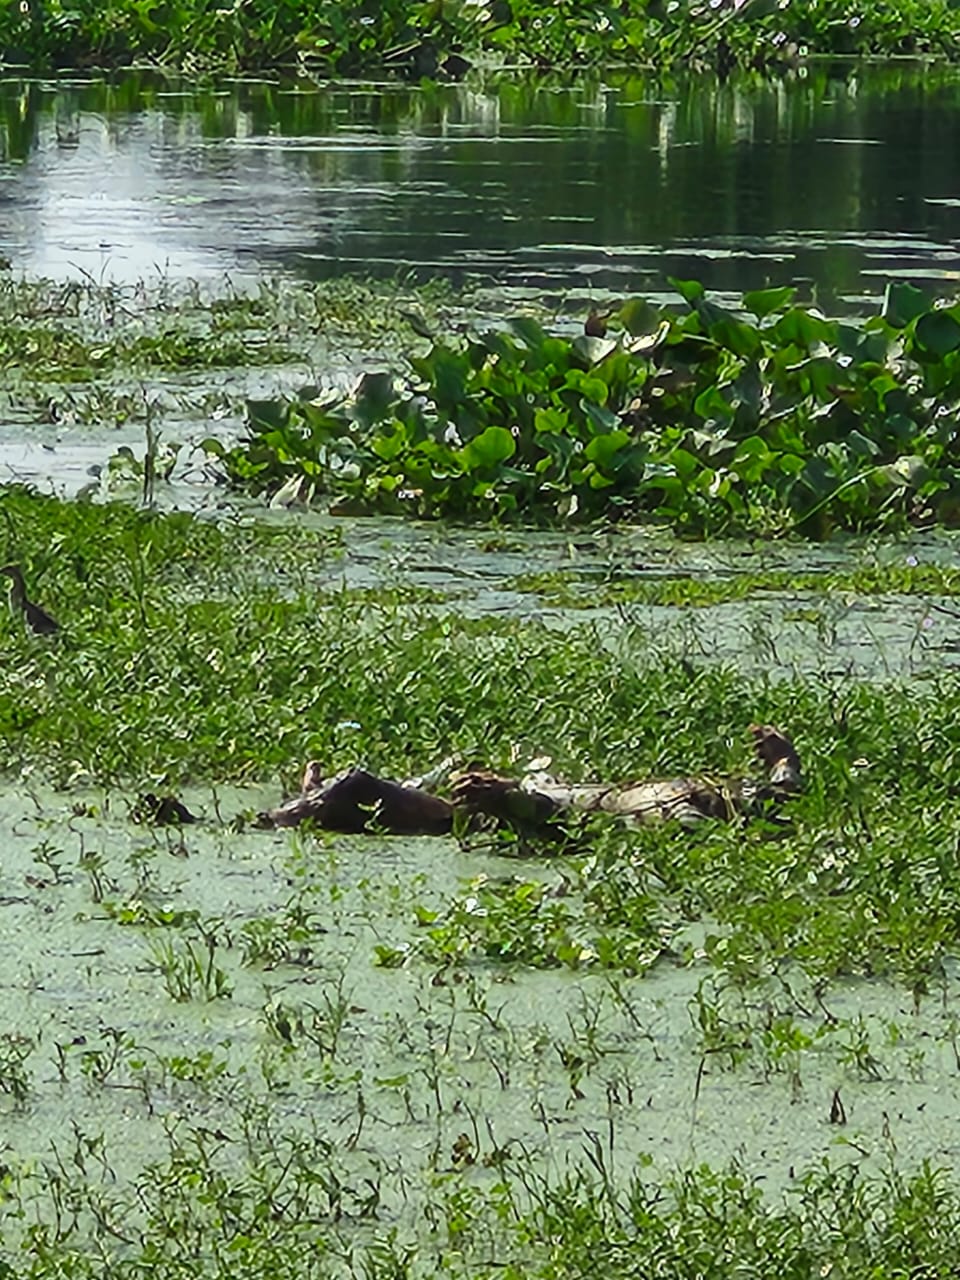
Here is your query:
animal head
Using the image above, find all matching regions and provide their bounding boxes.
[301,761,325,793]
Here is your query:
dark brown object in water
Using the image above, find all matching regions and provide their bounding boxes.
[452,723,802,831]
[259,767,454,836]
[0,564,60,635]
[259,726,800,838]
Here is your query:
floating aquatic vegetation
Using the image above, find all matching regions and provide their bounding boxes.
[210,281,960,537]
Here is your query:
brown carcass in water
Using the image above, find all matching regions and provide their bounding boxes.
[452,724,800,830]
[256,724,801,837]
[258,762,455,835]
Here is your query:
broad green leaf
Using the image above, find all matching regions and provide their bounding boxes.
[461,425,516,469]
[508,315,549,351]
[697,298,736,327]
[915,310,960,358]
[884,412,919,443]
[742,286,797,320]
[779,453,806,475]
[411,345,470,407]
[372,425,408,462]
[584,430,631,468]
[773,308,836,349]
[617,297,659,335]
[246,398,288,432]
[882,280,929,329]
[581,399,621,433]
[534,407,569,434]
[709,318,763,359]
[564,369,609,403]
[805,355,845,402]
[732,436,770,460]
[353,372,396,428]
[669,446,699,480]
[694,384,734,421]
[668,277,705,306]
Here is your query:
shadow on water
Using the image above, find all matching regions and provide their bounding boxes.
[3,64,960,303]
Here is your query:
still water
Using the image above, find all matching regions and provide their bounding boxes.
[2,65,960,305]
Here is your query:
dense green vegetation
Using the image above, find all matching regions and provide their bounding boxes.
[8,268,960,541]
[3,488,960,1275]
[211,281,960,536]
[2,0,959,74]
[1,484,959,990]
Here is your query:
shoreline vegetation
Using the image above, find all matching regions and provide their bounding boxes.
[5,269,960,539]
[2,0,960,76]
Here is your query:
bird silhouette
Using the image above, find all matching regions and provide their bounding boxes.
[0,565,60,635]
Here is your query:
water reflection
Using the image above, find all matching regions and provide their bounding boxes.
[2,66,960,303]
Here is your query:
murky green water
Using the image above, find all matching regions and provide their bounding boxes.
[0,783,955,1232]
[4,65,960,307]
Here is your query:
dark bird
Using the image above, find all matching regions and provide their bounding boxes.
[0,565,60,635]
[131,793,198,827]
[584,308,613,338]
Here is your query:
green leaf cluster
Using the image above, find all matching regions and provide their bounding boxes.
[214,281,960,536]
[4,0,960,72]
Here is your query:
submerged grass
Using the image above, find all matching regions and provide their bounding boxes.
[0,271,456,435]
[511,563,960,609]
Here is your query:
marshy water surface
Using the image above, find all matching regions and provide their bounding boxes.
[3,62,960,1269]
[0,782,957,1224]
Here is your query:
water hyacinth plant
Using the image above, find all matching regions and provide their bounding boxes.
[208,281,960,537]
[3,0,960,73]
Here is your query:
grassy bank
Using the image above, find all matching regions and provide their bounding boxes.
[2,0,959,75]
